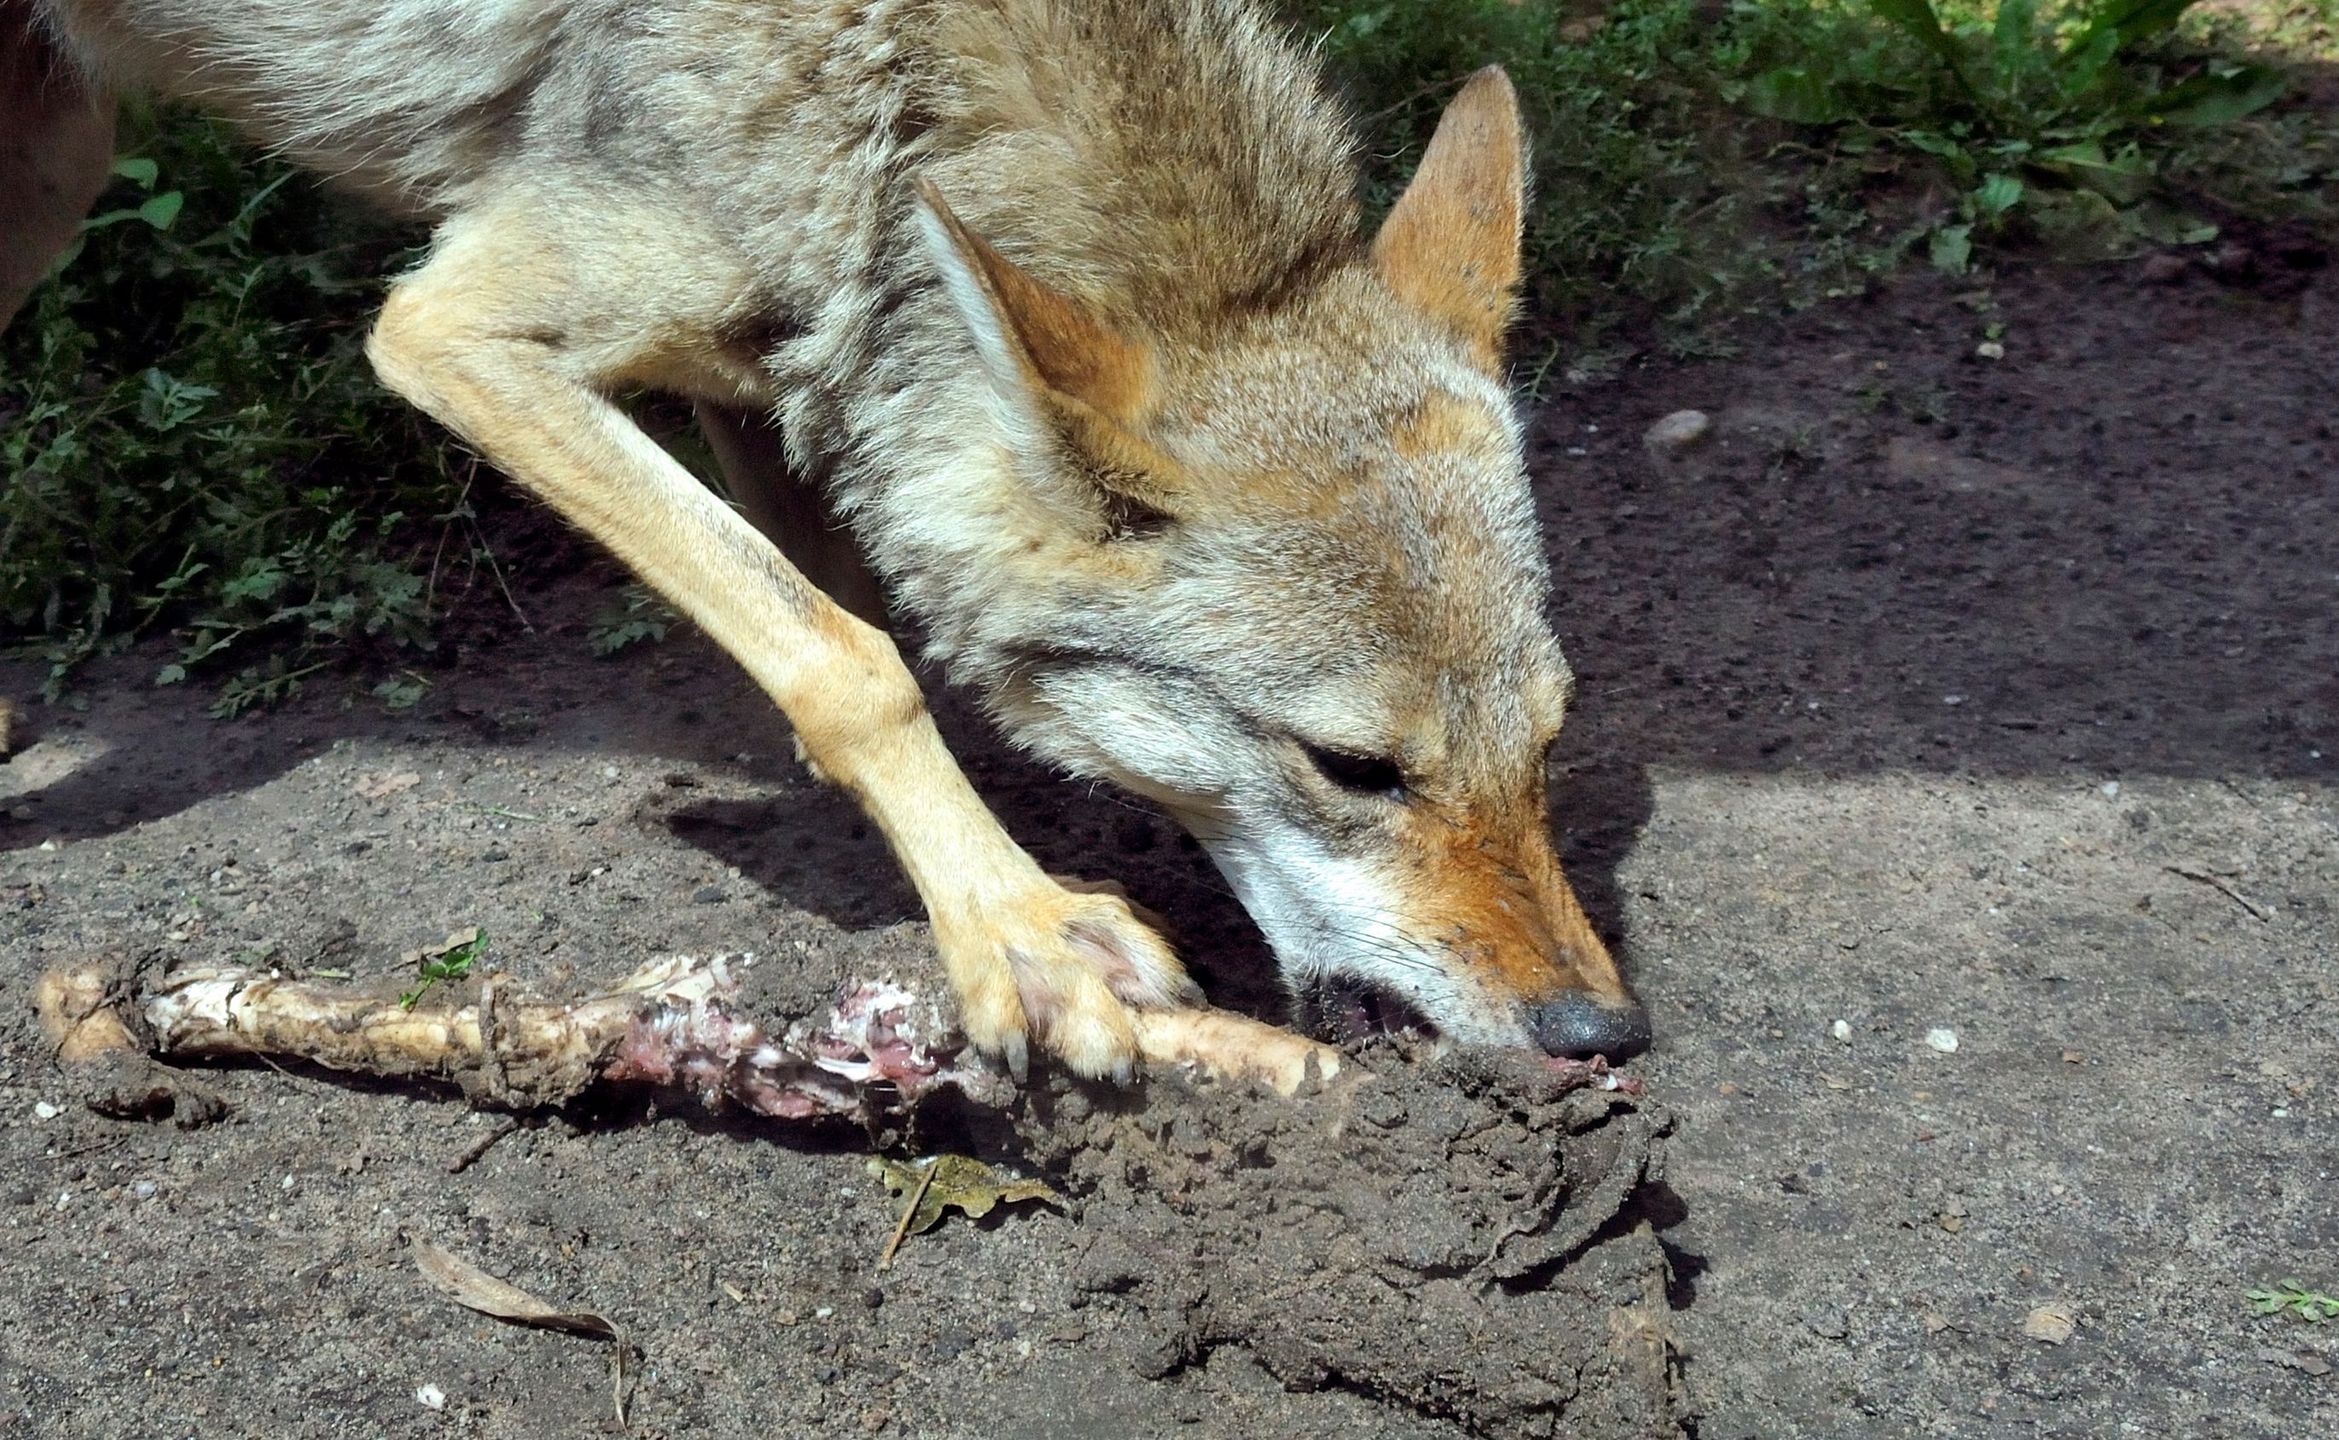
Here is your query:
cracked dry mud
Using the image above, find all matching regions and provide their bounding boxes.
[5,250,2337,1437]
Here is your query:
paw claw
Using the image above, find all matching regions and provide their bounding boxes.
[938,876,1194,1088]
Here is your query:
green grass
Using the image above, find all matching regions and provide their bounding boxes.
[1309,0,2339,314]
[0,106,474,713]
[5,2,2335,704]
[2250,1279,2339,1322]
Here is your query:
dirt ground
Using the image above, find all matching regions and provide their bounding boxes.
[4,250,2336,1438]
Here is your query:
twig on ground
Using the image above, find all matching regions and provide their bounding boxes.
[877,1158,940,1273]
[2164,864,2271,922]
[446,1116,520,1174]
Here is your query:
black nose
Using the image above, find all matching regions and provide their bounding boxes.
[1524,992,1652,1060]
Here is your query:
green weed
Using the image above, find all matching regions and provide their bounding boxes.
[1,106,467,706]
[587,584,677,658]
[2250,1280,2339,1322]
[398,928,487,1011]
[1726,0,2333,266]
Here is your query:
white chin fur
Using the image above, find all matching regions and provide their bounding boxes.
[1198,825,1530,1047]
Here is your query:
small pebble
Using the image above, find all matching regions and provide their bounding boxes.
[1925,1027,1960,1054]
[1975,340,2006,361]
[132,1180,157,1200]
[1830,1019,1852,1042]
[2022,1302,2077,1345]
[2100,781,2120,797]
[1643,409,1713,455]
[281,1174,298,1192]
[31,1100,61,1120]
[601,765,621,780]
[415,1384,446,1411]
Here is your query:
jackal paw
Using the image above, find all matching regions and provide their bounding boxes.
[941,879,1201,1084]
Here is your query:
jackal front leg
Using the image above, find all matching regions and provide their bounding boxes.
[365,200,1196,1080]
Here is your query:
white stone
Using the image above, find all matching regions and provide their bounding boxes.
[1925,1027,1960,1054]
[1643,409,1713,455]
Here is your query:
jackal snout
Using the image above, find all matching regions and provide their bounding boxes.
[1371,801,1649,1059]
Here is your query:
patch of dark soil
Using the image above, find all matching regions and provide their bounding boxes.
[1016,1069,1678,1438]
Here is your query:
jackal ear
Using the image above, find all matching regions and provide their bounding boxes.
[912,178,1155,429]
[1370,66,1526,370]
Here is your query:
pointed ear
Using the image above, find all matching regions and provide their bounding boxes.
[912,177,1155,428]
[1370,66,1526,369]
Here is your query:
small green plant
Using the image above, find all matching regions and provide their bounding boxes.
[1732,0,2298,267]
[587,584,675,657]
[398,928,487,1011]
[2249,1280,2339,1323]
[2,106,465,705]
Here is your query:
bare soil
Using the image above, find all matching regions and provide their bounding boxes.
[4,249,2336,1437]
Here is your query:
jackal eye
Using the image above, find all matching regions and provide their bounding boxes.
[1301,743,1409,800]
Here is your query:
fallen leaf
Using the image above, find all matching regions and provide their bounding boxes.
[872,1154,1061,1241]
[413,1240,617,1340]
[355,770,422,800]
[413,1241,629,1426]
[2022,1302,2078,1344]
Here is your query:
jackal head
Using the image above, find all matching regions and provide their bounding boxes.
[915,68,1648,1060]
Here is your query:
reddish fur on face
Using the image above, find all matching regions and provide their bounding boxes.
[1390,795,1629,1013]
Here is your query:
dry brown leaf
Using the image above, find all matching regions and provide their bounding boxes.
[355,770,422,800]
[413,1241,629,1426]
[413,1240,617,1340]
[2022,1301,2078,1345]
[873,1155,1061,1239]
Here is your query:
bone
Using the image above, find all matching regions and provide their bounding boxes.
[33,954,1343,1122]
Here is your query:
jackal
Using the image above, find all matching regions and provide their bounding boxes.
[6,0,1650,1077]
